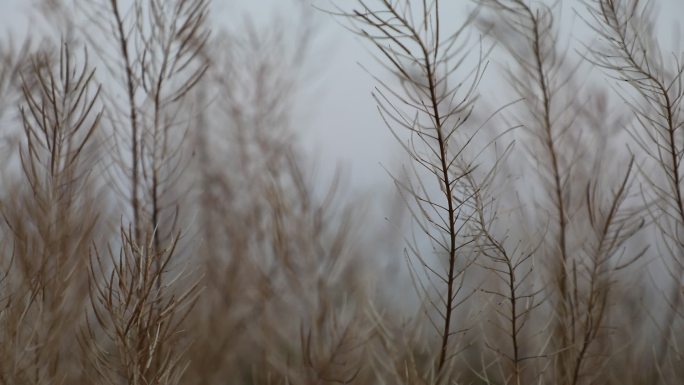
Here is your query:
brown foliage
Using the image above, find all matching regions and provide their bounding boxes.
[0,1,681,385]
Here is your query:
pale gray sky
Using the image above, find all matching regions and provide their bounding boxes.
[207,0,684,191]
[1,0,682,312]
[1,0,682,192]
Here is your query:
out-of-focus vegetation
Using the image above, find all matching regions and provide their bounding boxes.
[0,1,682,384]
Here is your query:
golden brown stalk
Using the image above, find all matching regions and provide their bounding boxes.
[330,0,489,378]
[584,0,684,382]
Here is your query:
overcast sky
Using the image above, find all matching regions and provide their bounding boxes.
[0,0,681,305]
[1,0,682,194]
[215,0,684,192]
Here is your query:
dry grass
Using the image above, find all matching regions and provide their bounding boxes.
[0,0,682,384]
